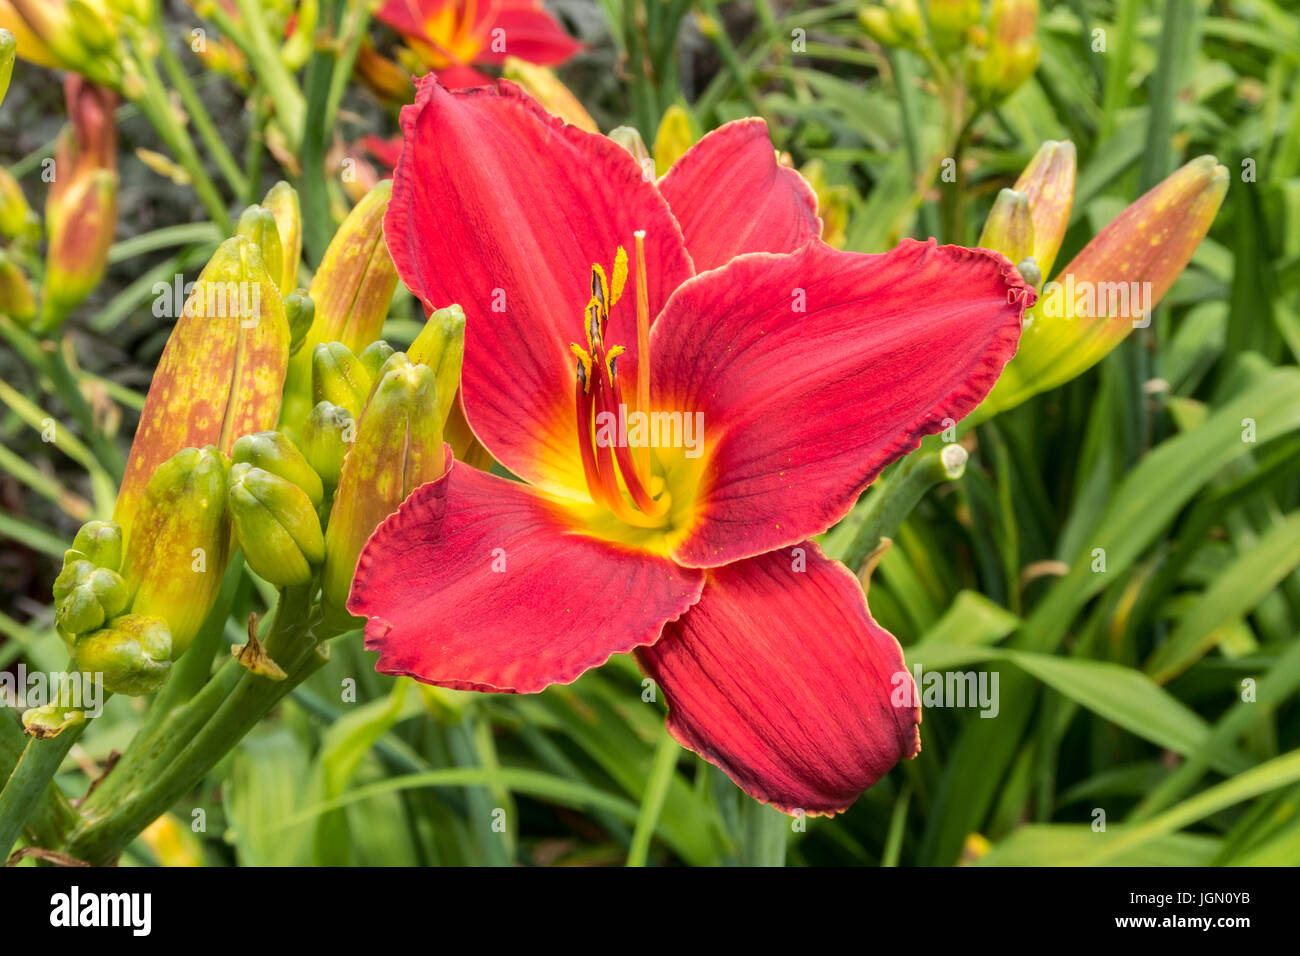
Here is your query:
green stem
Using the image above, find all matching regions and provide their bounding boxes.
[154,19,248,198]
[0,723,85,860]
[831,444,970,572]
[61,586,326,864]
[626,730,679,867]
[231,0,306,149]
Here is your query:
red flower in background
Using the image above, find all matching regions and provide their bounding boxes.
[349,79,1033,814]
[376,0,581,88]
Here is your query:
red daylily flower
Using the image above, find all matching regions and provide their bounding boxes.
[349,78,1033,814]
[376,0,581,88]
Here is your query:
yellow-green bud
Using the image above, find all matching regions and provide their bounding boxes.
[321,363,444,626]
[312,341,371,420]
[284,289,314,355]
[299,401,355,489]
[0,166,38,240]
[978,188,1034,265]
[73,614,173,696]
[408,304,465,430]
[262,181,301,295]
[0,249,36,323]
[228,462,325,587]
[652,104,695,176]
[120,446,231,658]
[68,518,123,570]
[235,204,285,302]
[232,430,324,507]
[55,564,129,635]
[359,339,396,380]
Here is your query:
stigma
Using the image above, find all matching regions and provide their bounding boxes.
[570,232,668,527]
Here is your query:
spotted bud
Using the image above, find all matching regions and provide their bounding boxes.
[228,462,325,587]
[321,363,445,628]
[1013,140,1076,278]
[235,204,285,301]
[73,614,173,696]
[262,180,302,294]
[120,445,231,657]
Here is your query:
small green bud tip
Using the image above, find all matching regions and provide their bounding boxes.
[300,401,354,488]
[69,519,124,571]
[232,430,325,507]
[284,290,315,355]
[312,341,372,420]
[55,566,129,636]
[359,339,397,380]
[1015,256,1042,289]
[73,614,173,697]
[228,462,326,587]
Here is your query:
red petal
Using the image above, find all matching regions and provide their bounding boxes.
[658,118,821,272]
[349,457,704,692]
[655,239,1029,567]
[385,78,692,497]
[637,542,920,815]
[476,5,584,66]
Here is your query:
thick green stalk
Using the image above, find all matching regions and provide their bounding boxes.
[0,722,85,860]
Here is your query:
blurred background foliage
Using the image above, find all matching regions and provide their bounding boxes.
[3,0,1300,866]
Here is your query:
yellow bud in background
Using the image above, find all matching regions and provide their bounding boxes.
[799,159,851,250]
[321,363,445,631]
[39,168,116,331]
[653,105,695,176]
[967,0,1040,103]
[927,0,980,53]
[609,126,654,180]
[120,446,231,658]
[0,28,14,105]
[978,188,1034,265]
[0,248,35,323]
[353,42,415,104]
[1012,139,1076,279]
[114,236,290,538]
[0,165,38,240]
[981,156,1228,418]
[503,56,598,134]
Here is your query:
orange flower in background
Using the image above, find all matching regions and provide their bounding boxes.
[376,0,581,88]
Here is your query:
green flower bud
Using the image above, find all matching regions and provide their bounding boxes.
[235,204,285,301]
[56,565,129,636]
[0,166,39,241]
[262,181,302,295]
[299,401,355,489]
[73,614,173,697]
[120,446,231,658]
[228,462,325,587]
[68,518,123,571]
[284,289,314,355]
[0,248,36,323]
[978,188,1034,265]
[359,339,396,380]
[322,363,444,626]
[312,341,371,420]
[409,304,466,429]
[232,430,324,507]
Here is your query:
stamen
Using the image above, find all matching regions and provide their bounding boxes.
[633,231,652,488]
[573,360,604,506]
